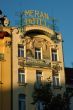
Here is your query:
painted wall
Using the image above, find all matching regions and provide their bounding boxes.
[0,27,11,110]
[12,25,65,110]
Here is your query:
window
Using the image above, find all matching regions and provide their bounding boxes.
[18,69,25,84]
[0,53,4,60]
[36,70,42,84]
[19,94,26,110]
[18,44,24,57]
[35,48,41,59]
[52,73,60,87]
[36,101,43,110]
[51,49,57,61]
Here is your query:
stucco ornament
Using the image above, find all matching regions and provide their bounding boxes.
[3,17,10,26]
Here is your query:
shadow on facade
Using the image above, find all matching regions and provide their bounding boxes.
[0,81,65,110]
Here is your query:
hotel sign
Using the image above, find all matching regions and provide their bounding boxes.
[19,10,51,27]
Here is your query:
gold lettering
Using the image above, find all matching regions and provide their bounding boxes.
[34,11,40,17]
[39,12,44,18]
[23,10,49,19]
[39,11,49,19]
[23,10,31,16]
[39,18,42,25]
[44,13,49,19]
[24,18,29,24]
[43,20,47,26]
[24,10,34,16]
[29,18,35,24]
[24,18,35,25]
[29,10,34,16]
[24,17,47,26]
[35,18,39,25]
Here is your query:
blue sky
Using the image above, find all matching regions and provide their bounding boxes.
[0,0,73,67]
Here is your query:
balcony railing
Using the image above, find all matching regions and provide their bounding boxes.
[0,53,4,61]
[18,57,51,67]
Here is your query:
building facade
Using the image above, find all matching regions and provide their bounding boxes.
[0,27,11,110]
[0,12,65,110]
[12,25,65,110]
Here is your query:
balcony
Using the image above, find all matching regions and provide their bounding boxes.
[18,57,51,68]
[0,53,4,61]
[51,61,62,72]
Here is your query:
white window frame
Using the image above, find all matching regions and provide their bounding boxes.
[18,44,24,57]
[18,69,25,84]
[51,49,58,61]
[52,73,60,87]
[35,48,42,59]
[36,70,42,83]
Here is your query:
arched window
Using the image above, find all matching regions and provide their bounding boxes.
[19,94,26,110]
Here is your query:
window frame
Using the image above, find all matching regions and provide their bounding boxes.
[36,70,42,84]
[19,94,26,110]
[18,44,24,57]
[51,49,58,61]
[35,48,42,59]
[52,72,60,87]
[18,69,25,84]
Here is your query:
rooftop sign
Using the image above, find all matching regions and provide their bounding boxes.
[18,10,52,28]
[22,10,49,19]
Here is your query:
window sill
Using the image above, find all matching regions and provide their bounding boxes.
[52,61,61,63]
[18,82,27,86]
[53,86,62,89]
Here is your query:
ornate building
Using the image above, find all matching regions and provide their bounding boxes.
[12,25,65,110]
[0,10,65,110]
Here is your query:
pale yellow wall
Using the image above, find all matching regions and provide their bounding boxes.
[12,25,65,110]
[0,24,65,110]
[0,28,11,110]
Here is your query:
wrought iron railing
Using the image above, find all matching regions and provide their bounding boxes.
[18,57,51,67]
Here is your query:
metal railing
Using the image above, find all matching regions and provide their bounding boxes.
[18,57,51,67]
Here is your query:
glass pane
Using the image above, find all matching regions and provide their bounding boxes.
[56,78,59,86]
[18,74,21,83]
[37,76,41,82]
[35,51,37,59]
[18,69,25,83]
[18,44,24,57]
[52,49,57,61]
[38,53,41,59]
[21,101,25,110]
[36,101,43,110]
[52,54,54,61]
[35,48,41,59]
[55,54,57,61]
[22,74,25,83]
[18,48,20,57]
[36,71,42,83]
[21,50,24,57]
[19,94,25,110]
[53,77,56,86]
